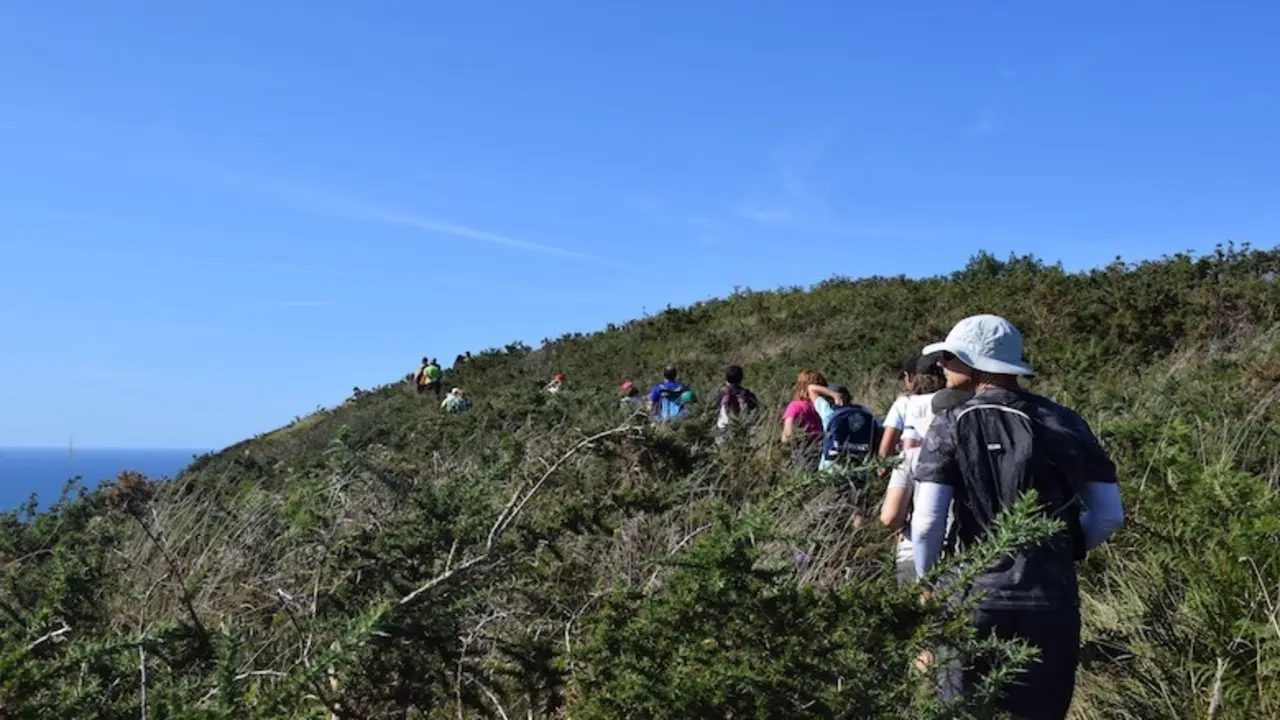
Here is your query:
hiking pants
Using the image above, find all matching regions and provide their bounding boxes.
[941,606,1081,720]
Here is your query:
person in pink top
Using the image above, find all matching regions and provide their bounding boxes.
[782,369,827,471]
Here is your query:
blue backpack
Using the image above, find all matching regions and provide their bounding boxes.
[821,405,877,465]
[653,385,689,422]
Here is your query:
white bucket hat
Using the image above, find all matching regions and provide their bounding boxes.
[922,314,1036,377]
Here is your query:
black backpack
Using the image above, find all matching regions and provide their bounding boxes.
[821,405,878,465]
[944,399,1088,564]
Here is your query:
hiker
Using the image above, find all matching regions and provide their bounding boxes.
[713,365,760,434]
[910,314,1124,720]
[648,365,691,421]
[619,380,643,409]
[878,354,946,458]
[880,386,973,585]
[441,387,471,414]
[807,383,880,473]
[781,370,828,471]
[416,357,443,399]
[546,373,566,394]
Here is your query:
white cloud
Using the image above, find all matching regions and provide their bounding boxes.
[202,169,616,267]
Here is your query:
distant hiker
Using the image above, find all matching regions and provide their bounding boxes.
[782,370,827,471]
[546,373,566,394]
[648,365,691,422]
[878,354,947,458]
[441,387,471,414]
[910,314,1124,719]
[713,365,760,434]
[619,380,643,409]
[880,386,973,585]
[414,357,429,390]
[416,357,443,400]
[454,353,466,367]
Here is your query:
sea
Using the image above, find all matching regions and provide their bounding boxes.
[0,447,208,512]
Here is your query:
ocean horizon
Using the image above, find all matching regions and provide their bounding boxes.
[0,447,210,511]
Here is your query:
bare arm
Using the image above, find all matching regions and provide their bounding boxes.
[878,427,901,458]
[781,417,795,443]
[880,487,911,529]
[806,384,844,406]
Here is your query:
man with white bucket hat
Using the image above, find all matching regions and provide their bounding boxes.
[910,314,1124,720]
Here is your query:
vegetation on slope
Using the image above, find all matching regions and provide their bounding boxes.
[2,244,1278,718]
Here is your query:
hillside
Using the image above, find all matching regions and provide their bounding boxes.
[3,244,1279,719]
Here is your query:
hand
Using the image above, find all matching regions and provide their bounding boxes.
[913,649,934,672]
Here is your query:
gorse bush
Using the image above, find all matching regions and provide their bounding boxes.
[0,243,1277,718]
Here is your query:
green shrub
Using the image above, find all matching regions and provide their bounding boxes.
[0,244,1277,718]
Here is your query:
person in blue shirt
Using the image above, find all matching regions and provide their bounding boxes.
[647,365,690,421]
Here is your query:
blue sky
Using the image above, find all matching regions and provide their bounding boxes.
[1,1,1277,449]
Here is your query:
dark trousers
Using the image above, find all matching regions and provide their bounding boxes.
[942,606,1081,720]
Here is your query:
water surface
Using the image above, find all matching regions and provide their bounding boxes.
[0,447,207,511]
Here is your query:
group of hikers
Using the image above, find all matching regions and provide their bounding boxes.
[411,358,472,413]
[408,314,1123,719]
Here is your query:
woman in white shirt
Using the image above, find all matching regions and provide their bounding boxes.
[878,355,946,457]
[881,387,972,584]
[877,354,948,584]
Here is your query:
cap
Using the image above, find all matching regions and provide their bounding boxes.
[902,354,922,375]
[916,352,945,376]
[922,315,1036,377]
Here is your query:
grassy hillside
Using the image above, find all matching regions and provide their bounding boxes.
[2,244,1279,719]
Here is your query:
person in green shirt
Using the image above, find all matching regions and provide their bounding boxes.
[416,357,443,399]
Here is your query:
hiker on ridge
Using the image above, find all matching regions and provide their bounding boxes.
[441,387,471,414]
[648,365,691,421]
[546,373,566,394]
[416,357,443,400]
[713,365,760,435]
[910,314,1125,720]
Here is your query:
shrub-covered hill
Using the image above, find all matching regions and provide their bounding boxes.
[3,244,1279,719]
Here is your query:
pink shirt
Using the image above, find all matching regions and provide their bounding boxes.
[783,399,823,438]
